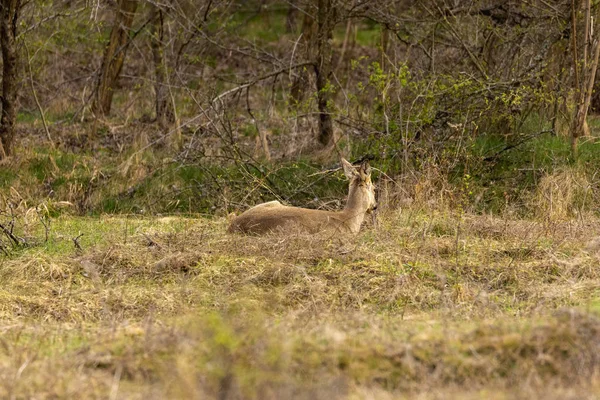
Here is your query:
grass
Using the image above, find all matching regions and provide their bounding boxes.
[4,109,600,398]
[1,207,600,398]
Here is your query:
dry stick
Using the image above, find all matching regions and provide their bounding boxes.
[0,242,9,256]
[120,113,205,170]
[72,233,84,250]
[288,33,303,81]
[36,208,50,243]
[24,42,53,148]
[0,223,20,247]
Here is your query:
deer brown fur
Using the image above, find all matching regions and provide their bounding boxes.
[228,158,377,234]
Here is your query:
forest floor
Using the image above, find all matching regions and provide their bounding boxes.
[1,208,600,399]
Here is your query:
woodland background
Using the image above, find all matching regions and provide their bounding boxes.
[2,0,600,216]
[0,1,600,399]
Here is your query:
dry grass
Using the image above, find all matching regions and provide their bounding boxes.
[0,209,600,398]
[533,167,593,222]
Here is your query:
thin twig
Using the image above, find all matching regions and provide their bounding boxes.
[72,233,84,250]
[36,208,51,243]
[24,42,54,148]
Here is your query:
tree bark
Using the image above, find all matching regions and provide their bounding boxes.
[93,0,138,117]
[571,0,598,157]
[149,7,174,130]
[573,37,600,150]
[380,25,390,69]
[315,0,334,146]
[0,0,21,159]
[290,6,315,105]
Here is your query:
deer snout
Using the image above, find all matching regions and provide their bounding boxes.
[368,202,378,213]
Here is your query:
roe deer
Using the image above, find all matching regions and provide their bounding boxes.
[228,158,377,234]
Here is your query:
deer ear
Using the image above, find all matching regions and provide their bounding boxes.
[341,158,358,180]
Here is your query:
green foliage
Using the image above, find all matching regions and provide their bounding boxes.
[0,144,351,216]
[228,8,288,42]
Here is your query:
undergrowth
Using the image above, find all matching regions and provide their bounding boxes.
[8,125,600,221]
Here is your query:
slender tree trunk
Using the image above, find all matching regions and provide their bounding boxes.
[315,0,334,146]
[570,0,581,157]
[573,38,600,144]
[580,0,592,137]
[552,42,568,135]
[93,0,138,117]
[286,0,297,33]
[0,0,21,159]
[149,7,174,130]
[290,7,314,105]
[571,0,597,157]
[335,19,352,72]
[583,0,591,74]
[380,25,390,69]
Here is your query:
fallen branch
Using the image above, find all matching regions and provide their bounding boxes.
[0,223,21,247]
[72,233,84,250]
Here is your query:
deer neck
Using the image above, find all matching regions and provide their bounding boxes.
[341,183,368,233]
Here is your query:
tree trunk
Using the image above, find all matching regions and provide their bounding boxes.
[0,0,21,159]
[286,0,297,33]
[572,38,600,149]
[93,0,138,117]
[380,25,390,69]
[149,7,174,130]
[289,6,315,105]
[571,0,599,157]
[335,19,352,72]
[315,0,334,146]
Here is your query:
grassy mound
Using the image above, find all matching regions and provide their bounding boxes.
[0,209,599,397]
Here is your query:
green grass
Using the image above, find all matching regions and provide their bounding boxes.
[0,142,356,216]
[352,21,382,46]
[1,209,600,398]
[229,9,289,43]
[17,110,42,123]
